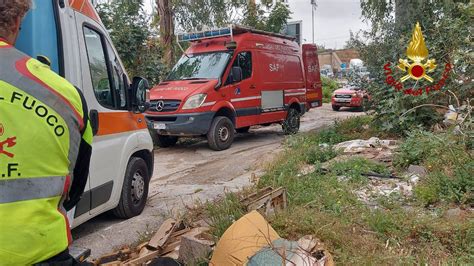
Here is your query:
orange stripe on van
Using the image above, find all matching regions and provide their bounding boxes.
[97,112,147,136]
[69,0,100,23]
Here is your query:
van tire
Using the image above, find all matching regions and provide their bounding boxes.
[207,116,235,151]
[282,108,300,135]
[236,126,250,133]
[112,157,149,219]
[332,105,340,111]
[155,135,178,148]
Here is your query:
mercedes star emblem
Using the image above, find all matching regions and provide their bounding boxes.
[155,101,164,112]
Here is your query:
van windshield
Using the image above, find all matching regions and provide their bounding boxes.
[166,52,231,81]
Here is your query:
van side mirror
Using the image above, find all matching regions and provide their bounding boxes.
[231,66,243,83]
[130,77,150,113]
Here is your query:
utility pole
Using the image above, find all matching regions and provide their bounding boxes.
[311,0,316,43]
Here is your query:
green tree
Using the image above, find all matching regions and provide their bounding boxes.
[96,0,164,83]
[171,0,291,33]
[157,0,291,68]
[353,0,472,133]
[241,0,292,33]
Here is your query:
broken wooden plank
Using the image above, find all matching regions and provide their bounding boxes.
[125,241,181,265]
[159,241,181,256]
[124,250,161,265]
[168,227,191,241]
[93,248,131,265]
[101,261,123,266]
[136,241,148,251]
[147,218,178,249]
[242,187,287,216]
[240,186,274,205]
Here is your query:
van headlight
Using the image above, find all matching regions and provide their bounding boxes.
[182,94,207,109]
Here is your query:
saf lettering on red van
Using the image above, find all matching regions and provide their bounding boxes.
[146,25,322,151]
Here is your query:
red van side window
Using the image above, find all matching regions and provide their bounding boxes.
[233,52,252,80]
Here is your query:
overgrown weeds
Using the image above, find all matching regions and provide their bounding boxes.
[322,76,338,103]
[199,116,473,264]
[394,130,473,205]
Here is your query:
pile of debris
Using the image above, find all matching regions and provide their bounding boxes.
[354,165,424,207]
[297,137,428,208]
[93,187,333,265]
[92,219,214,265]
[332,137,398,163]
[211,211,334,266]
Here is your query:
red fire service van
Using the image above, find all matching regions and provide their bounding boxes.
[146,25,322,150]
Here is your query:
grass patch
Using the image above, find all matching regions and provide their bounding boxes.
[203,193,246,238]
[199,116,472,264]
[330,157,391,183]
[394,130,473,206]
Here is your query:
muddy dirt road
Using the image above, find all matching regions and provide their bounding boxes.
[72,104,363,258]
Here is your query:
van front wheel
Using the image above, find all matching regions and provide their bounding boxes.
[282,108,300,135]
[207,116,235,151]
[112,157,149,218]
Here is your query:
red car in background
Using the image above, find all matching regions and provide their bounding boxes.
[331,84,370,111]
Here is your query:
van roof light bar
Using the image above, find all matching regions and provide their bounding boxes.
[177,26,233,42]
[176,25,296,43]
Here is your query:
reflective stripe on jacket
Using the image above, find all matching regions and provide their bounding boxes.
[0,39,92,265]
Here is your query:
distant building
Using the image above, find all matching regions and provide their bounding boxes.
[317,48,360,72]
[282,21,302,45]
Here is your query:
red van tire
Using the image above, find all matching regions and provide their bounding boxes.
[236,127,250,133]
[207,116,235,151]
[282,108,300,135]
[155,135,178,148]
[113,157,149,218]
[332,105,340,111]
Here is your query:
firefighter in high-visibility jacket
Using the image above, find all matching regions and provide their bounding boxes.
[0,0,93,264]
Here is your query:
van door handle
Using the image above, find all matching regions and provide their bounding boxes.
[89,109,99,136]
[250,84,256,89]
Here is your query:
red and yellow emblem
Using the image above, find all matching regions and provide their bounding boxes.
[397,22,437,82]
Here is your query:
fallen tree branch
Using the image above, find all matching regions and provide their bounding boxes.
[400,104,450,117]
[361,172,401,179]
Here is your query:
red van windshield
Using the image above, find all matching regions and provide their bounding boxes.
[166,52,231,81]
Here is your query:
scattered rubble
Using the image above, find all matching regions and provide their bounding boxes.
[241,187,287,216]
[444,207,462,220]
[299,164,317,176]
[320,138,426,208]
[407,165,427,177]
[333,137,397,163]
[92,219,214,265]
[354,174,420,207]
[211,211,333,266]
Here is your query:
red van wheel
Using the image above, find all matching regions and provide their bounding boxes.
[282,108,300,135]
[207,116,235,151]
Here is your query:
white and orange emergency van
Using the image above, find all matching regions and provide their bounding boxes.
[15,0,154,227]
[146,26,322,151]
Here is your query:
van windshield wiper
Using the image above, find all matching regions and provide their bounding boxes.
[181,77,208,80]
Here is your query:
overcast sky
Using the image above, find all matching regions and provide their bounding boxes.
[142,0,370,49]
[288,0,370,49]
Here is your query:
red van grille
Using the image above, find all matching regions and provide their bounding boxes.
[150,100,181,112]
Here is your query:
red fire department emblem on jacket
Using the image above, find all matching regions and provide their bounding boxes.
[0,135,16,158]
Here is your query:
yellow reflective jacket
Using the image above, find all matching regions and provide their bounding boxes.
[0,39,93,265]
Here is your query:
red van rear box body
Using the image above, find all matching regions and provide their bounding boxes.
[147,30,322,136]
